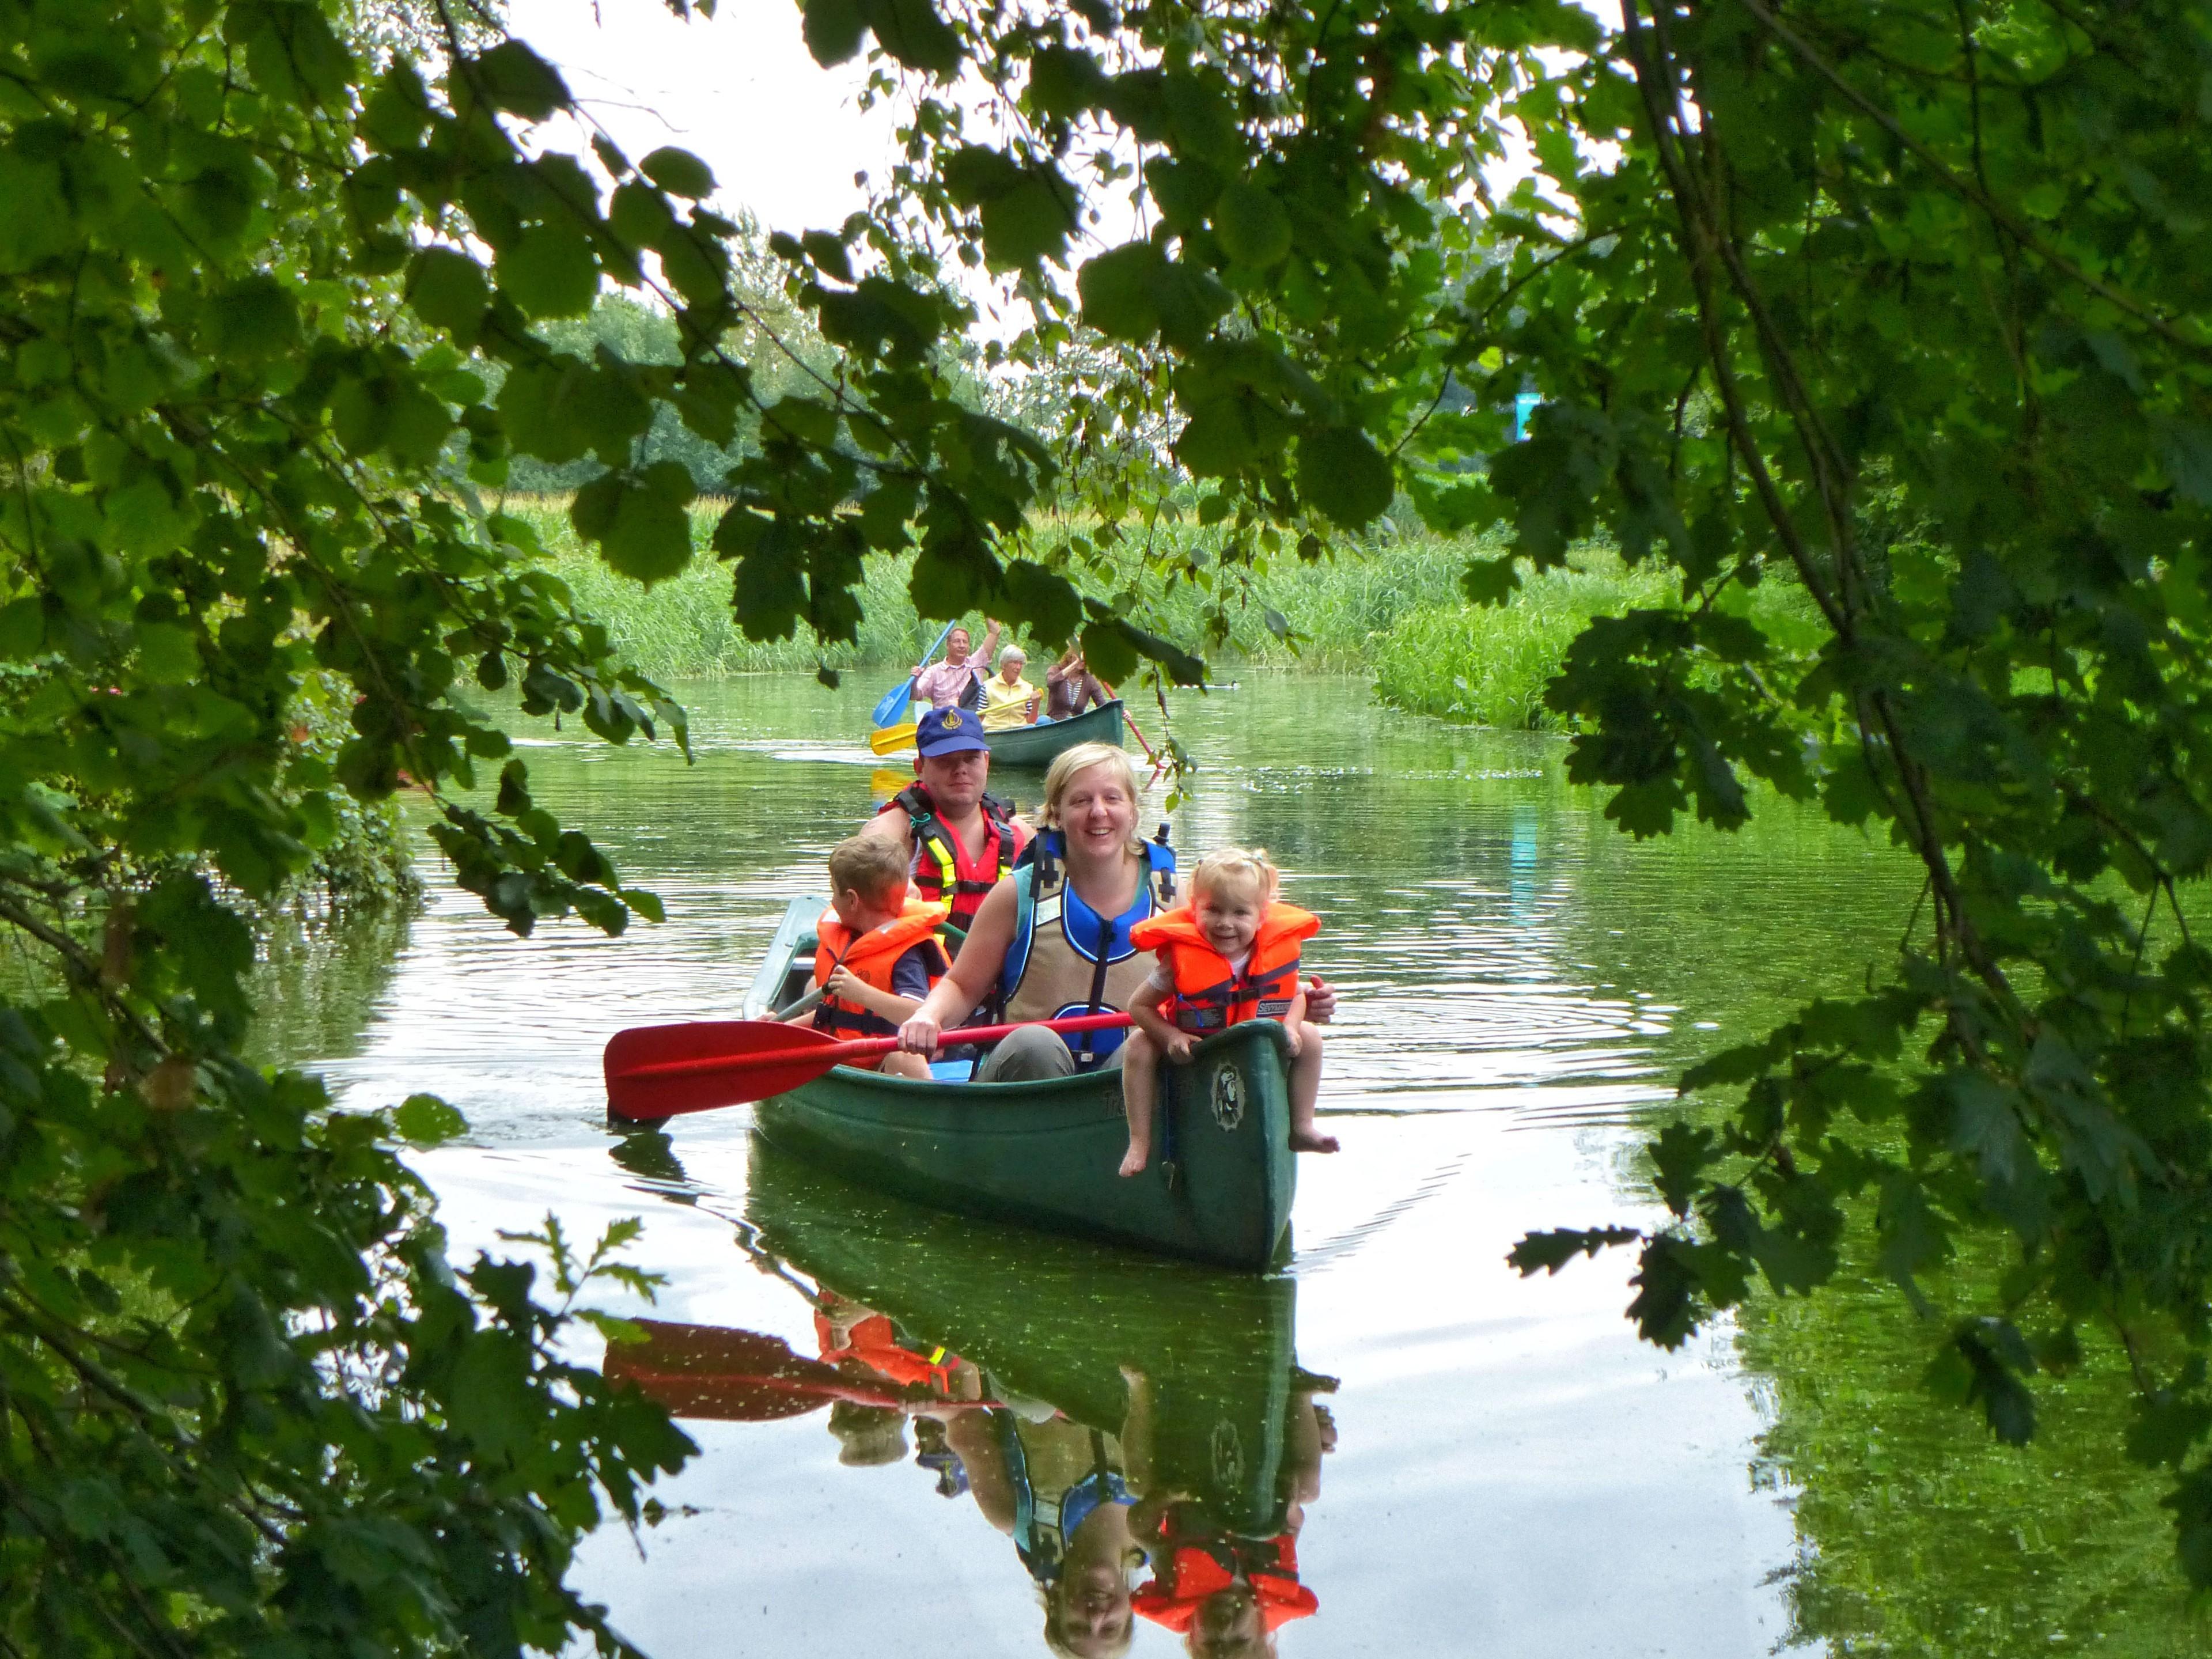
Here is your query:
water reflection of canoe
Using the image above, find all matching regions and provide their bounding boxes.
[894,696,1124,766]
[745,1140,1297,1531]
[741,896,1298,1271]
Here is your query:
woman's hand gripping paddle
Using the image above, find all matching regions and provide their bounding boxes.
[871,618,956,729]
[603,1011,1136,1121]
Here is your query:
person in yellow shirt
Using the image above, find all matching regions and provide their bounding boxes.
[979,646,1041,731]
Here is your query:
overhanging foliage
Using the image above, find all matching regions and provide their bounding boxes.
[10,0,2212,1646]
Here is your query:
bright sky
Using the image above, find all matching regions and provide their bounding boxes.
[503,0,899,236]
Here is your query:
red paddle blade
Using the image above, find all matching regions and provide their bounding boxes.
[602,1320,906,1421]
[605,1020,851,1120]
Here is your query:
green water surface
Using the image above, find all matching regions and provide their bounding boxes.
[274,673,2203,1657]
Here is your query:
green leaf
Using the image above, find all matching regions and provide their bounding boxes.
[1648,1122,1715,1217]
[1506,1225,1642,1275]
[572,463,696,585]
[495,224,599,319]
[1298,427,1394,527]
[1001,560,1082,645]
[865,0,961,74]
[1078,241,1166,341]
[134,623,199,685]
[801,0,867,63]
[393,1093,469,1147]
[1213,179,1291,267]
[207,274,300,361]
[408,247,491,340]
[641,146,715,200]
[470,40,570,119]
[979,169,1074,268]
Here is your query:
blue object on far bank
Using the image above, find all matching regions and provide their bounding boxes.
[872,618,957,728]
[1513,391,1540,442]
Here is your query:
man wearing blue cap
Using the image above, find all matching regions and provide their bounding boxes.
[857,705,1031,944]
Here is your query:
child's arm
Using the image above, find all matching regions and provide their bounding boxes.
[821,964,924,1025]
[1123,957,1191,1059]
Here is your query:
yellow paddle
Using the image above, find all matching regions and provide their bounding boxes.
[869,721,918,755]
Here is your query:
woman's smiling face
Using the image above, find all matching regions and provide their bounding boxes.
[1056,763,1135,858]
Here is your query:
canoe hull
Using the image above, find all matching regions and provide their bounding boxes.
[753,1018,1297,1270]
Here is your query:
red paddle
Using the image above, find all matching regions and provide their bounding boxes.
[603,1011,1136,1121]
[1120,706,1160,764]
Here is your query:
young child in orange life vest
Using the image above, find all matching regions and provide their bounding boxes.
[1118,848,1338,1178]
[787,834,949,1079]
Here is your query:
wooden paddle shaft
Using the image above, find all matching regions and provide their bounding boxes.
[614,1012,1135,1083]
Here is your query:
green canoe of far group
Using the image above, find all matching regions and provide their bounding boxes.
[740,895,1299,1271]
[901,695,1124,766]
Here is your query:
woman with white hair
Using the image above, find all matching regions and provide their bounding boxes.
[899,743,1173,1081]
[980,643,1043,731]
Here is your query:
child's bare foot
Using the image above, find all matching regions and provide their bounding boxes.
[1119,1143,1150,1176]
[1289,1128,1339,1153]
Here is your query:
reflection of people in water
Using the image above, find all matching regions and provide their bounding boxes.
[946,1404,1152,1658]
[1129,1380,1333,1659]
[940,1369,1335,1658]
[813,1291,985,1468]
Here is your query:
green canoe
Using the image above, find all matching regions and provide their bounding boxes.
[744,1141,1302,1531]
[897,695,1124,766]
[740,895,1298,1271]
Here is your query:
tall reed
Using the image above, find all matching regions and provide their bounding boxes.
[502,499,1497,679]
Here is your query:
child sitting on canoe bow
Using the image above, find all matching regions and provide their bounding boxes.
[791,835,948,1079]
[1118,848,1336,1177]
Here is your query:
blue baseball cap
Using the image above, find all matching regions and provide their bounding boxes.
[915,704,990,757]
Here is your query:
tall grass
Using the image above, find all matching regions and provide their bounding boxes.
[1370,556,1827,730]
[503,498,1497,679]
[505,499,1822,736]
[1372,562,1673,730]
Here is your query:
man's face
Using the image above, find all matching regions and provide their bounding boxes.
[945,628,972,664]
[916,747,988,809]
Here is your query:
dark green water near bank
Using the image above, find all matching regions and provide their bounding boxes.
[278,673,2202,1657]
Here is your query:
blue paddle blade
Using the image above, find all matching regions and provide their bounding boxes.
[873,618,959,727]
[870,678,916,728]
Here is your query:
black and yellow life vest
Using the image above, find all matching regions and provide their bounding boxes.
[878,783,1026,937]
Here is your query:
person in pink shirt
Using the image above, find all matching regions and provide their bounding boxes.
[911,619,1001,711]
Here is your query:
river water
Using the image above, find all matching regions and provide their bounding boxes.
[276,672,2202,1657]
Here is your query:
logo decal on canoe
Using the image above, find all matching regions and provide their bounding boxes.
[1211,1067,1243,1131]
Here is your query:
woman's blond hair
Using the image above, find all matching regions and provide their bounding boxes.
[1191,847,1280,906]
[1038,744,1146,855]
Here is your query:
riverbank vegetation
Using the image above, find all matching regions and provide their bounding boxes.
[501,495,1494,676]
[13,0,2212,1648]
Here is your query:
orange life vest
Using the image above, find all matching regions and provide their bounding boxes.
[1131,1532,1317,1633]
[1127,902,1319,1034]
[813,898,950,1040]
[815,1308,960,1395]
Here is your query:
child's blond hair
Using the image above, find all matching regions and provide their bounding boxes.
[1190,847,1280,907]
[827,833,910,902]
